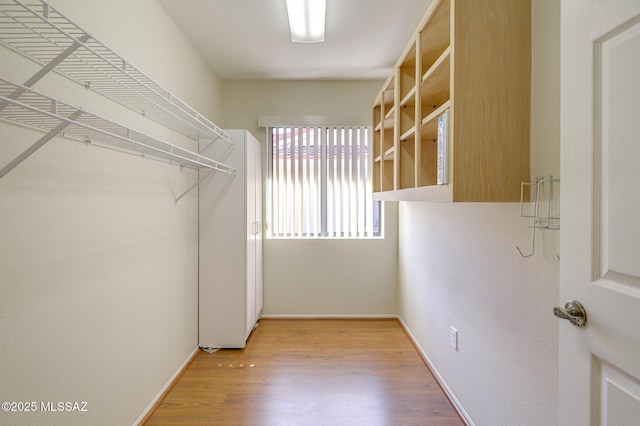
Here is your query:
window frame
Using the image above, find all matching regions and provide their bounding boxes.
[262,117,382,240]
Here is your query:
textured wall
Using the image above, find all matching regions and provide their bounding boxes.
[0,0,223,424]
[397,0,561,424]
[399,202,559,425]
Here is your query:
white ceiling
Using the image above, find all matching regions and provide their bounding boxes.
[156,0,433,80]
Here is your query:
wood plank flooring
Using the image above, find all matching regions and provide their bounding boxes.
[144,319,464,426]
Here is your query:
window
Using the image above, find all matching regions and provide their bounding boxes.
[266,125,381,239]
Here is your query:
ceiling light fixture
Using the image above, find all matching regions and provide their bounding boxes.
[285,0,326,43]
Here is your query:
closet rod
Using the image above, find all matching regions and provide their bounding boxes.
[0,78,236,176]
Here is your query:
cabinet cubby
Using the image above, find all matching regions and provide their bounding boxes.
[371,0,531,202]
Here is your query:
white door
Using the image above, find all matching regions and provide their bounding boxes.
[560,1,640,425]
[246,135,257,336]
[254,134,263,319]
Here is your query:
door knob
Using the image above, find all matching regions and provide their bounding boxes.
[553,300,587,327]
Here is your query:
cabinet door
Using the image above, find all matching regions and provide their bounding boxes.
[245,135,257,336]
[254,135,263,319]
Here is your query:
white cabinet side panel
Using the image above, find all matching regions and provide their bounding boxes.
[199,130,247,348]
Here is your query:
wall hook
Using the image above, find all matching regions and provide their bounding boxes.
[517,176,560,258]
[517,224,536,258]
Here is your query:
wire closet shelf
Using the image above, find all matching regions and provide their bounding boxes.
[0,77,236,175]
[0,0,231,144]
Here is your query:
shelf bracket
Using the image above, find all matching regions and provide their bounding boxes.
[199,136,223,155]
[199,134,235,157]
[174,169,223,206]
[0,34,90,113]
[0,110,82,179]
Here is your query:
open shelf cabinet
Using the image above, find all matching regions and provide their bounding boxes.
[372,75,395,192]
[371,0,531,202]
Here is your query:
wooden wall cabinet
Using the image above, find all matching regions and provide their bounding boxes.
[372,0,531,202]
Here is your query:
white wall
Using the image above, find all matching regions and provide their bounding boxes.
[0,0,224,424]
[222,80,383,142]
[223,80,399,316]
[397,1,560,425]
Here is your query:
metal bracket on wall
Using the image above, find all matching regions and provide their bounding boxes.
[517,176,560,258]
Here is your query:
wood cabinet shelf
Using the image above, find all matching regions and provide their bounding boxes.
[400,87,417,107]
[383,114,395,130]
[383,146,396,161]
[371,0,531,202]
[400,127,416,142]
[421,101,451,133]
[420,49,450,122]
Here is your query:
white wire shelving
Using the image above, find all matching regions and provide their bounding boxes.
[0,0,231,142]
[0,0,236,203]
[0,0,231,144]
[0,77,235,176]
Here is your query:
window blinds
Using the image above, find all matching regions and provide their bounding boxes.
[266,126,380,238]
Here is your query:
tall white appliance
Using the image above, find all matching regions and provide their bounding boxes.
[199,129,263,349]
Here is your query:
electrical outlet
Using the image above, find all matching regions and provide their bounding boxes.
[450,327,458,351]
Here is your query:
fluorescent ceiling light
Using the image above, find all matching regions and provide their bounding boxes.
[286,0,326,43]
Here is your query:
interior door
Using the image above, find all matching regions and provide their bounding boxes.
[560,1,640,425]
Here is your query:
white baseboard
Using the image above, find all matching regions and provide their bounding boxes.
[397,317,475,426]
[260,314,399,319]
[134,346,199,425]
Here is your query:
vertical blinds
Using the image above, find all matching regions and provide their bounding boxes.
[266,126,379,238]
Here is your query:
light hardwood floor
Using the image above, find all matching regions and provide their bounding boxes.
[144,319,464,425]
